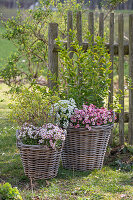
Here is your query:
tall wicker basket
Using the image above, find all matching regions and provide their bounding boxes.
[17,132,63,180]
[62,124,113,171]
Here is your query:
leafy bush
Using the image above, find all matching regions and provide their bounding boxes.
[9,86,60,126]
[0,182,22,200]
[0,0,83,86]
[56,32,111,107]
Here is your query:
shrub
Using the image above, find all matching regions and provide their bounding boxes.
[9,86,60,126]
[0,182,22,200]
[56,32,111,108]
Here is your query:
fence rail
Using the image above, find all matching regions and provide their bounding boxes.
[48,11,133,145]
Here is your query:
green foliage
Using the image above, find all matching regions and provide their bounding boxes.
[56,32,111,108]
[102,0,128,9]
[9,85,60,126]
[0,0,84,87]
[109,91,123,113]
[0,182,22,200]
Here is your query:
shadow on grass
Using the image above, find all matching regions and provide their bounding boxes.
[57,164,92,180]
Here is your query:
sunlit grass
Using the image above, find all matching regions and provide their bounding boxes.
[0,24,17,69]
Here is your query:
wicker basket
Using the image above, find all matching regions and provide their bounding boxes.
[62,124,113,171]
[17,131,63,180]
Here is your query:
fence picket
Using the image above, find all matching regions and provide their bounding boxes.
[48,23,58,90]
[99,13,104,38]
[129,14,133,145]
[108,13,114,144]
[76,11,82,46]
[67,11,73,59]
[108,13,114,108]
[76,11,82,83]
[88,12,94,43]
[118,14,124,145]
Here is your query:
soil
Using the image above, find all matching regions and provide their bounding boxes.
[104,145,133,171]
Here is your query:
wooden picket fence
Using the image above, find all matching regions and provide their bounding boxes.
[48,11,133,145]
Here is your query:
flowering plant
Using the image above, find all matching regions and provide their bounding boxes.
[18,123,66,149]
[70,104,114,130]
[51,98,77,128]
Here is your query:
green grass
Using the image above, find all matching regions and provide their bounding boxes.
[0,84,133,200]
[0,7,17,19]
[0,25,17,67]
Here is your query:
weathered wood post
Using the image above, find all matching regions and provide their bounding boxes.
[67,11,73,59]
[77,11,82,83]
[77,11,82,46]
[99,13,104,38]
[108,13,114,144]
[48,23,58,90]
[129,14,133,145]
[88,12,94,44]
[118,14,124,145]
[108,13,114,108]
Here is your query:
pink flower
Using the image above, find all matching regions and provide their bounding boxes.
[88,127,92,131]
[109,118,112,122]
[85,124,89,129]
[70,104,113,128]
[97,123,102,126]
[77,124,80,128]
[70,123,73,127]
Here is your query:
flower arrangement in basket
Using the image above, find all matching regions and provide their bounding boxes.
[70,104,115,130]
[62,104,115,171]
[17,122,66,149]
[9,86,66,180]
[55,32,116,171]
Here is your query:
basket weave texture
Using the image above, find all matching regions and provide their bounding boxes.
[62,124,113,171]
[17,132,62,180]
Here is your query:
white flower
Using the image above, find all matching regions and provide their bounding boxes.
[51,98,77,128]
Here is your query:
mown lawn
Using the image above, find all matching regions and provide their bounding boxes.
[0,25,16,62]
[0,84,133,200]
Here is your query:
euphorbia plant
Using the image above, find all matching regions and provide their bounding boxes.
[9,86,59,126]
[9,86,66,149]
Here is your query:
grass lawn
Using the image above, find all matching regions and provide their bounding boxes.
[0,83,133,200]
[0,25,17,68]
